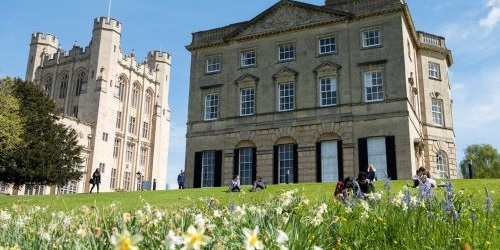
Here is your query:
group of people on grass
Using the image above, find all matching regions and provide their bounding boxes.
[174,163,436,199]
[227,175,266,192]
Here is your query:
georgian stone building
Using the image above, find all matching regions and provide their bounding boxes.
[184,0,456,188]
[13,17,171,195]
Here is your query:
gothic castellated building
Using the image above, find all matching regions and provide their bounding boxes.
[184,0,456,188]
[19,17,171,195]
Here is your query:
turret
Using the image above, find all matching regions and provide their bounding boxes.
[147,50,172,111]
[89,17,122,92]
[26,33,59,82]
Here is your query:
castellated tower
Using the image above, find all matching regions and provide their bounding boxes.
[20,17,172,195]
[26,33,59,83]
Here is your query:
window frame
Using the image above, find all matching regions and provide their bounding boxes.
[319,76,338,107]
[363,70,384,102]
[436,152,449,179]
[318,35,336,55]
[361,28,382,48]
[278,144,295,184]
[240,88,255,116]
[129,116,136,133]
[428,62,441,79]
[142,122,149,139]
[278,42,295,62]
[201,151,216,187]
[204,93,220,121]
[241,49,256,68]
[206,56,221,74]
[238,147,254,185]
[278,82,295,112]
[432,98,444,126]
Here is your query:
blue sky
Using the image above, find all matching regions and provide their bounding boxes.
[1,0,499,187]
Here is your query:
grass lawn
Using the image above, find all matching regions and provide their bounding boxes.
[1,179,498,212]
[0,179,498,249]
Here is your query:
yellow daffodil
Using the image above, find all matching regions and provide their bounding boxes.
[243,226,264,250]
[182,225,211,250]
[110,229,143,250]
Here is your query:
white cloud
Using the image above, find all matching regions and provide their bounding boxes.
[480,1,500,28]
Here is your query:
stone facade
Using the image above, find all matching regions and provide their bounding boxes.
[184,0,456,188]
[14,17,171,195]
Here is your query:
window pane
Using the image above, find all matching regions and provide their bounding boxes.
[367,137,387,180]
[202,151,216,187]
[320,76,337,106]
[319,37,336,54]
[240,88,255,116]
[278,144,294,183]
[239,148,253,185]
[204,93,219,120]
[364,70,384,102]
[279,83,294,111]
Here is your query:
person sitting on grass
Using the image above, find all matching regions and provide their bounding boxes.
[354,172,375,197]
[413,166,436,188]
[228,175,241,192]
[334,176,354,199]
[251,176,266,192]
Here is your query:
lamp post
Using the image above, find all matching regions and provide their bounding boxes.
[136,171,141,191]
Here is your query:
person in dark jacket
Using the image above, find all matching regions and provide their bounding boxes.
[90,168,101,193]
[177,170,185,189]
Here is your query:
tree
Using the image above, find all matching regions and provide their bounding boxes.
[0,78,84,189]
[0,78,24,163]
[460,144,500,179]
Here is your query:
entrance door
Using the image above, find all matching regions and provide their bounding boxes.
[321,140,338,182]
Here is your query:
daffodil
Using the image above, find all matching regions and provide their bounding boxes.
[243,226,264,250]
[181,225,211,250]
[110,229,143,250]
[165,230,183,250]
[276,230,288,244]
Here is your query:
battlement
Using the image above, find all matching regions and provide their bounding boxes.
[147,50,172,63]
[93,17,122,33]
[31,32,59,47]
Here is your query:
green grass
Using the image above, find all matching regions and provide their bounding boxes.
[0,179,498,249]
[1,179,499,212]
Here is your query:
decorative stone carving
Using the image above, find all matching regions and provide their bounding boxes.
[239,5,336,37]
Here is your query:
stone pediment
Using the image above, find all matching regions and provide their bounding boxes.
[235,73,259,88]
[235,3,342,38]
[273,67,298,84]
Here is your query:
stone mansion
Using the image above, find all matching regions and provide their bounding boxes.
[2,17,172,195]
[184,0,456,188]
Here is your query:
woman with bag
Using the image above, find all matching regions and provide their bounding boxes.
[90,168,101,193]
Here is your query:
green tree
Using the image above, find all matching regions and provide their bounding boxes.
[460,144,500,179]
[0,78,24,163]
[0,78,84,189]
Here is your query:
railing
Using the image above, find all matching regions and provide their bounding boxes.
[418,31,447,49]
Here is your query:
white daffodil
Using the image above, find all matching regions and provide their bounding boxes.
[194,213,205,228]
[110,229,143,250]
[213,209,222,218]
[276,230,289,244]
[181,225,211,250]
[243,226,264,250]
[165,230,183,250]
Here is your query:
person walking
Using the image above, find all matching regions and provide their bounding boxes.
[90,168,101,193]
[177,170,185,189]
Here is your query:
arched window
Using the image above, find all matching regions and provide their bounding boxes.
[116,76,126,102]
[437,151,448,179]
[43,75,53,97]
[131,84,139,108]
[144,91,152,114]
[59,74,69,99]
[75,71,87,96]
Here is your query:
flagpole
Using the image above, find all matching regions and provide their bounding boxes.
[107,0,112,20]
